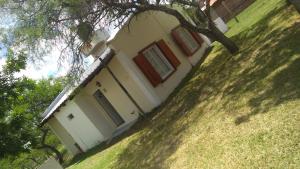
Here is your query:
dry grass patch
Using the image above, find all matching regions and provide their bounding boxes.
[67,0,300,168]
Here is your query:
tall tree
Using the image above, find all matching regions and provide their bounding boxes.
[5,78,66,164]
[0,49,33,157]
[18,78,65,164]
[0,51,65,164]
[1,0,238,77]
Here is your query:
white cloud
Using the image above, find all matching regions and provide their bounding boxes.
[16,49,69,80]
[0,11,99,80]
[0,42,95,80]
[0,46,70,79]
[17,48,94,80]
[0,56,6,70]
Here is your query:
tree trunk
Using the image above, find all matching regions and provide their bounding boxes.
[38,144,64,164]
[208,24,239,54]
[37,128,64,164]
[197,2,239,54]
[289,0,300,13]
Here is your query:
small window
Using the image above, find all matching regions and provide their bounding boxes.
[176,27,199,53]
[172,27,203,56]
[133,40,180,87]
[67,114,74,120]
[142,44,175,79]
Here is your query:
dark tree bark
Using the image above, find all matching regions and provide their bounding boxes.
[153,7,239,54]
[37,129,64,164]
[203,0,239,54]
[208,24,239,54]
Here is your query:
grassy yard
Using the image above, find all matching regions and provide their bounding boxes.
[67,0,300,168]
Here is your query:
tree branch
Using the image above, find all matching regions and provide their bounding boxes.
[37,128,64,164]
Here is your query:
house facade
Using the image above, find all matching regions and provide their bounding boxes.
[42,11,227,155]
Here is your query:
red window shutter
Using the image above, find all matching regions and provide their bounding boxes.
[171,29,193,56]
[190,31,204,46]
[133,53,162,87]
[156,39,181,68]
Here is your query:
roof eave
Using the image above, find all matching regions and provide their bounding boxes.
[39,49,115,126]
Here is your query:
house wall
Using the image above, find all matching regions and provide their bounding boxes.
[47,60,142,155]
[53,100,104,152]
[74,92,115,138]
[152,11,210,66]
[103,54,161,112]
[47,117,80,155]
[82,57,140,124]
[47,55,151,155]
[110,11,209,102]
[45,11,212,156]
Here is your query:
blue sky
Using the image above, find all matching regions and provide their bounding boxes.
[0,43,8,56]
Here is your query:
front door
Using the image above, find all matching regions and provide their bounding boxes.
[93,90,125,126]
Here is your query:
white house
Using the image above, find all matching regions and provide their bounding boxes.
[41,10,228,155]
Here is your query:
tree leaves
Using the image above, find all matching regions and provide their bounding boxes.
[0,56,64,165]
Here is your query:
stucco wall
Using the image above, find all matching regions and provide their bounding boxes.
[108,53,161,112]
[47,57,144,155]
[74,92,116,138]
[46,11,212,155]
[82,57,140,124]
[48,117,80,155]
[110,11,209,101]
[54,100,104,151]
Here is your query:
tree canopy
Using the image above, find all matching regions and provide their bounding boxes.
[0,52,66,167]
[1,0,238,77]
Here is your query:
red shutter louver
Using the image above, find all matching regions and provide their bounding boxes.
[190,31,204,46]
[133,53,162,87]
[157,39,181,68]
[171,29,193,56]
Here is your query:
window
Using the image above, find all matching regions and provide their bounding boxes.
[67,114,74,120]
[172,26,204,56]
[133,40,181,87]
[142,44,174,79]
[175,27,199,53]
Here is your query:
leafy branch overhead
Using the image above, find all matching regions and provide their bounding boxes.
[1,0,238,77]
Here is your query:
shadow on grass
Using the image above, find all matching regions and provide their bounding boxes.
[66,46,214,168]
[67,3,300,168]
[191,3,300,125]
[222,5,300,124]
[112,3,300,168]
[108,48,216,169]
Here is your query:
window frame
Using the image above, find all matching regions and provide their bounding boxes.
[139,42,176,81]
[171,26,202,57]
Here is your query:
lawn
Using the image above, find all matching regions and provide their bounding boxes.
[67,0,300,168]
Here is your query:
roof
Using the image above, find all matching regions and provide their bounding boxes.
[40,48,115,125]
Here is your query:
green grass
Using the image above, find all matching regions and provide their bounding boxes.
[67,0,300,168]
